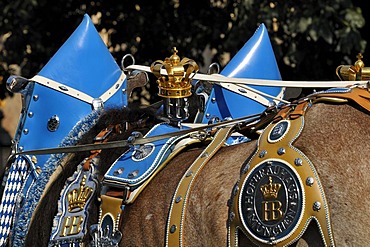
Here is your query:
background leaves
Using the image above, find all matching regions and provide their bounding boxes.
[0,0,368,103]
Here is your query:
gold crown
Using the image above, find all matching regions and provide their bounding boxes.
[150,47,199,98]
[67,175,94,212]
[260,176,281,200]
[336,53,370,81]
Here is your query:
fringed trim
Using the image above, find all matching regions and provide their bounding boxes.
[12,110,101,247]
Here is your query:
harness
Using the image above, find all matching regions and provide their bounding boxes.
[227,86,370,247]
[48,120,150,246]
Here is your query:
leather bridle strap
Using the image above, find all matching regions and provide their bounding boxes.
[31,71,126,104]
[165,126,235,247]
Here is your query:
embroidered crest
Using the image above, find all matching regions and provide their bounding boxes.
[132,144,155,161]
[239,159,304,244]
[49,163,97,245]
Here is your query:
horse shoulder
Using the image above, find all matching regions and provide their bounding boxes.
[295,103,370,246]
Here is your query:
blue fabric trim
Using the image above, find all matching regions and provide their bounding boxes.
[11,110,101,247]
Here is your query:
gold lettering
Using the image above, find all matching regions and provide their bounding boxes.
[60,215,84,237]
[262,201,283,221]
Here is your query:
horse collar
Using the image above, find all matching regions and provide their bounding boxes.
[227,100,335,246]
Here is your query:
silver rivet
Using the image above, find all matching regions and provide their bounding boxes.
[268,101,276,107]
[19,146,24,152]
[313,201,321,211]
[175,196,182,203]
[170,225,177,233]
[59,85,69,91]
[47,115,60,132]
[201,152,209,158]
[211,97,216,103]
[205,113,210,118]
[127,170,139,179]
[306,177,314,186]
[28,112,34,118]
[113,167,124,176]
[186,171,193,177]
[122,88,126,94]
[92,98,104,111]
[277,148,285,155]
[259,150,267,158]
[232,185,239,196]
[33,95,39,101]
[294,158,303,166]
[23,129,29,135]
[229,212,235,221]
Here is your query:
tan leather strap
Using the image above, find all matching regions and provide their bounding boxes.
[313,87,370,112]
[165,126,235,247]
[227,106,335,247]
[99,195,123,232]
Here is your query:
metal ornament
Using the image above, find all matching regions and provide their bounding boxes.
[228,109,335,247]
[268,120,290,143]
[132,144,155,161]
[49,164,98,245]
[238,160,303,243]
[47,115,60,132]
[150,47,199,122]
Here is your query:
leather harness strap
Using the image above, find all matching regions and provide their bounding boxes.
[227,99,335,247]
[312,87,370,112]
[165,126,235,247]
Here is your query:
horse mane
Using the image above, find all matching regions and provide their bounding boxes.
[24,105,164,246]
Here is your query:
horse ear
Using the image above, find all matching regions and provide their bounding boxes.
[199,23,284,122]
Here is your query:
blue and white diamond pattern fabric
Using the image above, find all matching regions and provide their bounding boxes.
[0,156,29,247]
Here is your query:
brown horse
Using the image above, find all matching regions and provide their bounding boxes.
[23,88,370,247]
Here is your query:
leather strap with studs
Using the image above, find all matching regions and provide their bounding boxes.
[165,126,235,247]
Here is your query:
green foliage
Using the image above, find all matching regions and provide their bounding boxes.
[0,0,367,101]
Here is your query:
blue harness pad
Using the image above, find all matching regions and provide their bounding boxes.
[104,123,190,188]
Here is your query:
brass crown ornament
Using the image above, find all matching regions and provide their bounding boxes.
[336,53,370,81]
[150,47,199,98]
[260,176,281,200]
[67,175,94,213]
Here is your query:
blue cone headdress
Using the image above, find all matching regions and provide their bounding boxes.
[199,23,284,123]
[0,14,128,247]
[11,14,127,166]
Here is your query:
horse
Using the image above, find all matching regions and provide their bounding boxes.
[21,85,370,247]
[0,15,289,246]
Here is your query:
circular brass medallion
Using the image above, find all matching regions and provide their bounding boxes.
[239,159,304,244]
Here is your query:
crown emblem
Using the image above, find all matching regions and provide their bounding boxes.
[336,53,370,81]
[260,176,281,200]
[150,47,199,98]
[67,175,94,212]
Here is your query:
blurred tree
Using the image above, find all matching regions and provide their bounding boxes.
[0,0,367,103]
